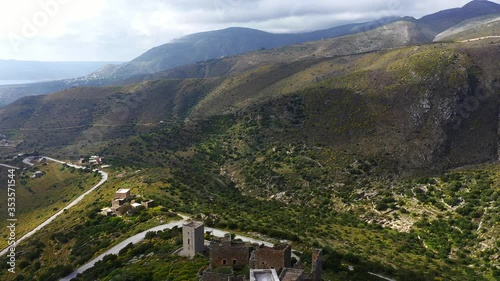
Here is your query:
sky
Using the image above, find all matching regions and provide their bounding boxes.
[0,0,498,62]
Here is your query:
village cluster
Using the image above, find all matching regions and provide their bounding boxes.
[16,155,323,280]
[0,134,12,147]
[100,188,155,216]
[97,188,322,280]
[180,221,323,281]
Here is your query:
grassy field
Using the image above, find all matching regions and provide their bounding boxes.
[0,162,100,249]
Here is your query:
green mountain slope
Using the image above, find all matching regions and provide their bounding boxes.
[434,14,500,41]
[0,19,403,109]
[417,0,500,38]
[132,20,429,82]
[95,18,402,80]
[0,163,100,249]
[1,41,500,281]
[0,79,222,153]
[1,39,499,172]
[2,41,500,280]
[1,22,500,281]
[2,1,500,109]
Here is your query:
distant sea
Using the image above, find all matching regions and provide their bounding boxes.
[0,79,57,86]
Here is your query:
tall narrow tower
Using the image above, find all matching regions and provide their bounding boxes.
[181,221,205,258]
[311,248,323,281]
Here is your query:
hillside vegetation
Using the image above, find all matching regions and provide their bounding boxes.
[2,0,500,109]
[92,18,402,80]
[0,18,403,109]
[434,14,500,41]
[0,163,99,248]
[143,20,430,81]
[418,0,500,39]
[2,40,499,172]
[1,25,500,281]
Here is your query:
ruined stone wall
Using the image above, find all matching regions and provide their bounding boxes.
[210,240,249,269]
[311,249,322,281]
[250,244,291,273]
[200,271,234,281]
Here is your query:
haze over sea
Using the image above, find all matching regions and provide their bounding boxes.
[0,79,56,86]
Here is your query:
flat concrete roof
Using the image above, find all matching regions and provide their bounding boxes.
[183,221,204,228]
[250,269,279,281]
[280,268,305,281]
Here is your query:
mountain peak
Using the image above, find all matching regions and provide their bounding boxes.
[418,0,500,37]
[463,0,500,10]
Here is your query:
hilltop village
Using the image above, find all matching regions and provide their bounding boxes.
[97,189,322,280]
[179,221,322,281]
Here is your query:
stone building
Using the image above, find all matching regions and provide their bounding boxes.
[249,269,280,281]
[184,224,323,281]
[115,188,131,200]
[112,198,126,209]
[199,270,246,281]
[180,221,206,258]
[210,234,250,270]
[249,244,292,274]
[310,249,322,281]
[141,199,155,208]
[279,268,306,281]
[100,207,114,217]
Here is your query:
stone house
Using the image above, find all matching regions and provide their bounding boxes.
[141,199,155,208]
[115,188,131,200]
[180,221,207,258]
[210,234,250,270]
[249,244,292,274]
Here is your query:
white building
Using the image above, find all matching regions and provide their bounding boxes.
[250,269,280,281]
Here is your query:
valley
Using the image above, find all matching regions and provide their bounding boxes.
[0,1,500,281]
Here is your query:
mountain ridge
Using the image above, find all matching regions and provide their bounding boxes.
[417,0,500,38]
[1,4,500,281]
[1,1,500,108]
[1,38,499,173]
[98,17,402,80]
[434,13,500,41]
[0,60,122,81]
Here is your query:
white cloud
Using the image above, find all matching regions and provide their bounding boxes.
[0,0,498,61]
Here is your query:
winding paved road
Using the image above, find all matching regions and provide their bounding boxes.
[0,157,108,257]
[460,35,500,42]
[60,218,189,281]
[205,227,274,248]
[61,217,279,280]
[0,163,20,169]
[3,156,275,280]
[368,272,397,281]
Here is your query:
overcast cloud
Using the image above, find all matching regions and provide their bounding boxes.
[0,0,498,61]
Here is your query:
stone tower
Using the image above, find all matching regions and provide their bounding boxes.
[181,221,205,258]
[311,248,323,281]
